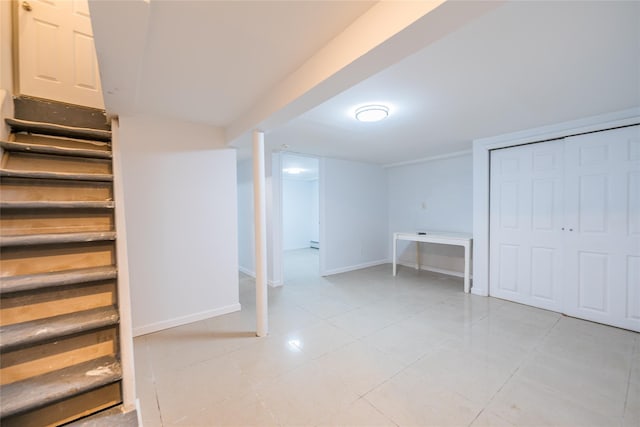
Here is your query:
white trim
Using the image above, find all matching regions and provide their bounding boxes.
[239,266,256,277]
[472,108,640,298]
[322,259,388,276]
[133,303,241,337]
[135,399,143,427]
[474,108,640,147]
[383,149,472,169]
[0,89,14,140]
[238,266,280,287]
[396,261,472,280]
[111,118,137,410]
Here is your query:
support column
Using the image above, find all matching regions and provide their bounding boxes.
[253,130,268,337]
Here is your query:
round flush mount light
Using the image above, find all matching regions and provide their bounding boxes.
[355,105,389,122]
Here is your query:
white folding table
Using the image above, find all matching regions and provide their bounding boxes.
[392,231,473,293]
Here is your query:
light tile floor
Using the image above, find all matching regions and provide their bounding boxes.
[134,249,639,426]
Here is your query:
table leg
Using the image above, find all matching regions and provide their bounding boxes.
[416,242,420,270]
[392,236,397,276]
[464,243,470,293]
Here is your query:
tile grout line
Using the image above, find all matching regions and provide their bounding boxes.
[622,335,639,420]
[251,388,283,427]
[353,294,502,401]
[359,395,401,427]
[356,320,466,426]
[145,337,165,427]
[466,313,563,426]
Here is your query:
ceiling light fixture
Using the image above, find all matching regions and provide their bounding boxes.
[355,105,389,122]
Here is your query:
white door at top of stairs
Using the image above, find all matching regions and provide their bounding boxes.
[489,125,640,332]
[17,0,104,108]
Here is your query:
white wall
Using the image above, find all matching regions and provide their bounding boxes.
[237,158,255,276]
[321,158,388,275]
[387,153,473,276]
[118,115,239,336]
[283,178,317,250]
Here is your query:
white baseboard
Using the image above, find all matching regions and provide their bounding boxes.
[471,287,488,297]
[239,266,256,277]
[135,399,143,427]
[239,267,281,287]
[322,259,388,276]
[133,303,241,337]
[396,261,472,280]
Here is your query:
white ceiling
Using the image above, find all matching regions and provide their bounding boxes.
[266,0,640,165]
[91,0,376,125]
[91,1,640,166]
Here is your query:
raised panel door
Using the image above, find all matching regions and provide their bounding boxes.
[563,125,640,331]
[18,0,104,108]
[489,140,564,312]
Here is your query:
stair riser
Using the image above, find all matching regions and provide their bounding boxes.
[13,96,111,132]
[0,327,118,386]
[0,177,113,203]
[0,242,116,277]
[0,281,117,327]
[3,152,112,175]
[0,209,114,236]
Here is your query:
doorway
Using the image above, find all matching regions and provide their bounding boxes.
[16,0,104,108]
[281,153,320,284]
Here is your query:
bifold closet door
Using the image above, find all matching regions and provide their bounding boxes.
[489,140,565,313]
[563,125,640,332]
[490,125,640,331]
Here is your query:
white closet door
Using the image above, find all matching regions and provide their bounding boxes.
[489,140,565,312]
[563,125,640,331]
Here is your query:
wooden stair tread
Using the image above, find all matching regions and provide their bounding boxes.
[0,231,116,247]
[6,118,112,142]
[0,168,113,182]
[0,307,119,353]
[1,140,112,159]
[0,200,115,209]
[0,356,122,418]
[0,266,117,294]
[67,405,138,427]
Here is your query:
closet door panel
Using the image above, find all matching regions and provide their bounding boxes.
[564,125,640,331]
[489,140,564,312]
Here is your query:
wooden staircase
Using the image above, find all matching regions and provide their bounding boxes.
[0,99,134,426]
